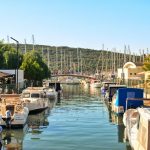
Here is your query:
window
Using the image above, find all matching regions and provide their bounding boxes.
[31,93,40,98]
[23,93,30,98]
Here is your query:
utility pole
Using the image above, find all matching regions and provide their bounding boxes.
[10,37,19,94]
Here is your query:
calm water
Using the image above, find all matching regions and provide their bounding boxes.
[1,85,132,150]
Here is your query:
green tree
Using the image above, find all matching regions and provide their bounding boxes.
[143,55,150,71]
[3,49,22,69]
[20,50,50,82]
[0,41,22,69]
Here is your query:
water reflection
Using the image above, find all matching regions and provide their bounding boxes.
[62,84,100,100]
[105,101,132,150]
[27,108,51,129]
[27,96,57,130]
[1,84,134,150]
[1,124,28,150]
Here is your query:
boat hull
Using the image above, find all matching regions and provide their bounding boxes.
[0,107,29,127]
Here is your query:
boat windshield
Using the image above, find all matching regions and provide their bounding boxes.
[22,93,30,98]
[31,93,40,98]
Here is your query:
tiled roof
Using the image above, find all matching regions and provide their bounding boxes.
[0,71,13,78]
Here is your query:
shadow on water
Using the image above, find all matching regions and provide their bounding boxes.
[103,99,132,150]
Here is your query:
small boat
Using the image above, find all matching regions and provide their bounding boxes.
[21,87,50,113]
[123,98,150,150]
[105,85,127,102]
[44,88,58,100]
[90,80,101,88]
[0,94,29,127]
[111,88,144,115]
[43,80,62,99]
[101,82,117,96]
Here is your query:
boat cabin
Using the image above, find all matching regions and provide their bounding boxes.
[112,88,144,114]
[101,82,117,95]
[43,80,61,92]
[105,85,127,102]
[22,88,46,99]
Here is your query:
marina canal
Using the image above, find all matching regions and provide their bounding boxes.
[2,84,132,150]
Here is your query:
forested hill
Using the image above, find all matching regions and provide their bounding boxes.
[12,43,141,75]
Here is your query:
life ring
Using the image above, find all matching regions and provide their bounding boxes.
[16,105,22,111]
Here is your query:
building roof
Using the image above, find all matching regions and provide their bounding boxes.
[123,62,143,69]
[0,71,13,78]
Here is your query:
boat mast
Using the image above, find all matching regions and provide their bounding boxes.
[47,47,50,69]
[64,49,66,73]
[69,51,72,73]
[101,48,104,76]
[142,49,145,63]
[42,46,44,58]
[80,50,83,74]
[77,48,79,73]
[32,34,35,50]
[61,48,63,74]
[56,47,58,73]
[7,35,9,43]
[24,39,27,53]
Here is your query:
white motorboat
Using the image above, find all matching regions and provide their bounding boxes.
[21,87,50,113]
[123,98,150,150]
[44,88,58,100]
[0,94,29,127]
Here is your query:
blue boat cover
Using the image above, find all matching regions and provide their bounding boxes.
[115,88,143,110]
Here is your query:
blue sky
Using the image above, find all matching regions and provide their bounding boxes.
[0,0,150,53]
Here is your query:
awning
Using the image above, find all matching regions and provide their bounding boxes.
[0,71,14,79]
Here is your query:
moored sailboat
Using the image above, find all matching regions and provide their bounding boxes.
[123,98,150,150]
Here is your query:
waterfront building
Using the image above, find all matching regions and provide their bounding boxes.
[117,62,143,85]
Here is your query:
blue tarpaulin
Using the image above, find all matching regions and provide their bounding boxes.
[114,88,144,111]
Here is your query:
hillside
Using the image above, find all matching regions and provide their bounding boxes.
[12,43,141,75]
